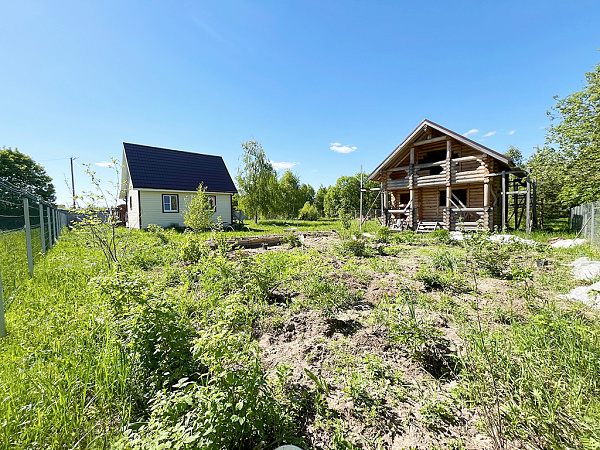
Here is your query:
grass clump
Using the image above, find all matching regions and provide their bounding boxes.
[461,306,600,449]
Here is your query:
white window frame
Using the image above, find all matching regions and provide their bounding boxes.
[207,195,217,211]
[162,194,179,213]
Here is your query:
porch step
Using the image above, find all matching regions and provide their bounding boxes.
[416,221,441,233]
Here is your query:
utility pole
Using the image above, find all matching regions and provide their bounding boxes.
[70,156,79,209]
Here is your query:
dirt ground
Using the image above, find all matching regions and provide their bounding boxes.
[249,233,529,450]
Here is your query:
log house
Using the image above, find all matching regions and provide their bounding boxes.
[368,120,531,232]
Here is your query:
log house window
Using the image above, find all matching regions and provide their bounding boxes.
[162,194,179,213]
[439,189,467,207]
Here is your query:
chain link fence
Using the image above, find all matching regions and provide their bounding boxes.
[570,200,600,246]
[0,179,69,338]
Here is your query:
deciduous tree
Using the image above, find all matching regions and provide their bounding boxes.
[546,61,600,206]
[183,183,214,232]
[236,140,278,223]
[0,147,56,202]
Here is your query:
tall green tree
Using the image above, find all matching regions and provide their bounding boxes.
[546,61,600,206]
[323,173,378,218]
[527,146,567,227]
[314,185,328,217]
[277,170,303,219]
[0,147,56,202]
[236,140,278,223]
[504,145,524,169]
[299,183,315,206]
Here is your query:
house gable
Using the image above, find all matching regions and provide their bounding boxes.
[368,119,514,182]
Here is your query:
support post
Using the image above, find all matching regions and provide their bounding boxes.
[47,206,53,249]
[382,177,388,226]
[525,172,531,235]
[53,208,58,242]
[445,139,452,230]
[409,147,415,229]
[0,266,5,338]
[24,198,34,276]
[532,180,537,230]
[39,203,46,254]
[483,179,490,229]
[360,166,363,230]
[591,203,596,246]
[501,171,506,232]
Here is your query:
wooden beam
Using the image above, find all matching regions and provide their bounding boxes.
[412,135,449,146]
[388,165,410,172]
[501,171,506,232]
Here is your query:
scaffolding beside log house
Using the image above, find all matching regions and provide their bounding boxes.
[362,120,536,233]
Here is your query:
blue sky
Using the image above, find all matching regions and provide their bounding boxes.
[1,0,599,206]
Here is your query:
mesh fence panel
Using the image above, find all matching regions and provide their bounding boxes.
[570,201,600,246]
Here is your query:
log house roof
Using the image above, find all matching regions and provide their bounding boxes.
[368,119,514,182]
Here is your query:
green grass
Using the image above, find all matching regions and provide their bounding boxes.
[1,220,600,448]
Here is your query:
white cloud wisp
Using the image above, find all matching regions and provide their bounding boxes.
[330,142,357,154]
[482,131,497,138]
[463,129,478,137]
[270,160,299,171]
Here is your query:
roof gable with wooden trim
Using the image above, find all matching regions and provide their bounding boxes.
[368,119,514,182]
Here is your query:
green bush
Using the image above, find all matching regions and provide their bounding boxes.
[393,230,417,244]
[415,267,469,293]
[428,248,461,272]
[337,238,369,257]
[428,228,452,244]
[119,360,295,449]
[376,226,392,243]
[125,302,202,409]
[298,201,319,220]
[179,233,209,262]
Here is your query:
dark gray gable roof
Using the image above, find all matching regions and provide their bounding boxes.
[123,143,237,194]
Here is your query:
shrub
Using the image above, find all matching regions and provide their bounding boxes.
[393,230,417,244]
[119,360,295,449]
[183,183,215,232]
[338,238,369,257]
[124,302,202,408]
[298,201,318,220]
[376,226,392,243]
[428,248,461,272]
[147,223,169,244]
[179,232,209,262]
[428,229,452,244]
[415,267,469,293]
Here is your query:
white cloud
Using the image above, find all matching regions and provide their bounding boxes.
[463,129,478,137]
[508,129,516,135]
[95,161,114,168]
[270,160,299,171]
[482,131,497,138]
[330,143,357,154]
[311,169,319,173]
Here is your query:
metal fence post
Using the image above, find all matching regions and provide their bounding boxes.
[591,203,596,246]
[53,208,58,243]
[0,266,6,338]
[24,198,34,276]
[39,203,46,253]
[46,206,53,249]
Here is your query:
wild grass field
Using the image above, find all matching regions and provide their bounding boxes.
[1,220,599,449]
